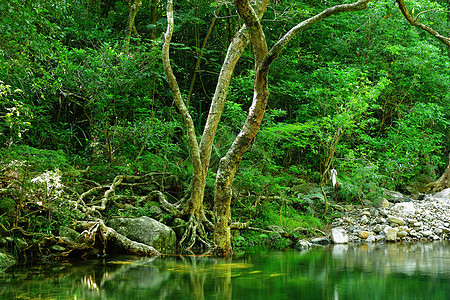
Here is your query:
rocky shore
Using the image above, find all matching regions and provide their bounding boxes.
[317,188,450,245]
[329,189,450,244]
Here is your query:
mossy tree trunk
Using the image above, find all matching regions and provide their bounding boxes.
[213,0,371,256]
[161,0,450,255]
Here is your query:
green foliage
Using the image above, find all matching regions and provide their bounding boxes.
[0,145,70,172]
[0,81,33,147]
[1,0,449,250]
[337,162,385,203]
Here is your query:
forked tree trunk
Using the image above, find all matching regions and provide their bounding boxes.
[213,0,371,255]
[161,0,270,250]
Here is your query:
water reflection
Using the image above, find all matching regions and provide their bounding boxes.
[1,242,450,299]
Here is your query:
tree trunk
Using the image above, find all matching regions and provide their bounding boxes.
[149,0,158,41]
[162,0,208,247]
[427,153,450,192]
[161,0,270,250]
[213,0,371,255]
[124,0,142,54]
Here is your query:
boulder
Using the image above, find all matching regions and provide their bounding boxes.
[58,226,80,241]
[108,216,176,253]
[385,228,398,242]
[295,239,312,251]
[358,231,374,239]
[434,188,450,200]
[387,215,405,226]
[392,202,416,215]
[330,228,348,244]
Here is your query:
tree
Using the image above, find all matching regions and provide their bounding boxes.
[162,0,450,255]
[427,152,450,192]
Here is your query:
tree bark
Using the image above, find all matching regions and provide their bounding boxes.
[213,0,371,256]
[396,0,450,47]
[162,0,212,250]
[149,0,158,41]
[124,0,142,54]
[427,153,450,192]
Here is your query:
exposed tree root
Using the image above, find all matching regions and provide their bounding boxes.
[16,221,160,263]
[144,190,214,251]
[76,221,160,256]
[179,214,212,251]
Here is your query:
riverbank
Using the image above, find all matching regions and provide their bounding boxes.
[321,188,450,245]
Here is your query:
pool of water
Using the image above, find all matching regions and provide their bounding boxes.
[1,242,450,299]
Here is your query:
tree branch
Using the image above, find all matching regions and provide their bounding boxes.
[265,0,371,67]
[396,0,450,47]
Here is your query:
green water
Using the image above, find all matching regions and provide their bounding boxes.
[1,242,450,299]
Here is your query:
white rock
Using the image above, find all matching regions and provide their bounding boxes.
[385,228,398,242]
[392,202,416,215]
[434,188,450,200]
[421,230,433,237]
[330,228,349,244]
[365,235,376,243]
[361,215,369,225]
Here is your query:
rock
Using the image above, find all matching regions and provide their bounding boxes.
[373,224,383,233]
[412,222,423,229]
[397,231,408,238]
[385,228,398,242]
[360,215,369,225]
[375,235,385,242]
[387,216,405,226]
[421,230,433,237]
[392,202,416,214]
[147,206,163,218]
[310,237,330,245]
[434,188,450,200]
[358,231,374,239]
[295,239,312,251]
[434,228,443,235]
[382,189,404,203]
[108,216,176,253]
[439,227,450,233]
[365,235,376,243]
[330,228,348,244]
[58,226,80,241]
[331,187,450,243]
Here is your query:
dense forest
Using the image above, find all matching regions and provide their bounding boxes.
[1,0,449,261]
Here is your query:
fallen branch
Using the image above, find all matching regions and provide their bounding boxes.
[76,220,160,256]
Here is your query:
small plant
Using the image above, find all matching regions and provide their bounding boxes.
[30,169,64,220]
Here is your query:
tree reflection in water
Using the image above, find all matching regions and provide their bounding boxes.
[1,243,450,299]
